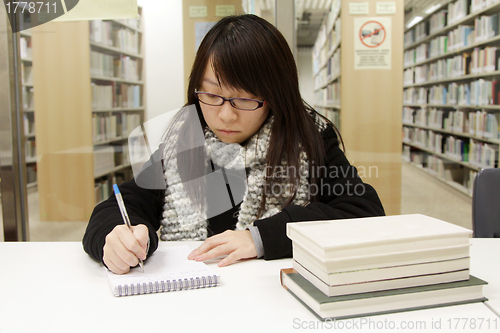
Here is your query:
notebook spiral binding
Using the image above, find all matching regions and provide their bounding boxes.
[117,275,219,297]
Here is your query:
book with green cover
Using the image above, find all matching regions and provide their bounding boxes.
[280,270,488,321]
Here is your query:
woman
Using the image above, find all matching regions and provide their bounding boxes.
[83,14,385,274]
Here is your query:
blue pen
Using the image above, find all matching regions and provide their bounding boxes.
[113,184,144,272]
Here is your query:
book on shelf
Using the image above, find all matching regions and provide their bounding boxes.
[25,139,36,160]
[448,0,469,25]
[90,51,115,78]
[23,114,35,135]
[90,20,113,46]
[280,269,488,321]
[19,36,31,59]
[106,245,219,297]
[21,62,34,85]
[94,145,115,175]
[286,214,472,261]
[90,20,140,54]
[22,87,34,110]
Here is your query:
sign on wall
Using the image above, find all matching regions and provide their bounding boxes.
[354,17,392,70]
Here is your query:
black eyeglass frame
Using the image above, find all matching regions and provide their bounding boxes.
[194,89,266,111]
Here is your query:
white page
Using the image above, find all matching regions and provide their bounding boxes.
[105,245,219,294]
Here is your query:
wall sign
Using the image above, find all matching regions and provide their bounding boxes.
[354,17,392,69]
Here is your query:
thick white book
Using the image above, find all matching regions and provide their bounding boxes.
[292,241,471,274]
[105,245,220,297]
[293,259,470,297]
[293,249,470,286]
[287,214,472,260]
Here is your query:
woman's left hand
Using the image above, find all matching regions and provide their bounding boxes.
[188,230,257,267]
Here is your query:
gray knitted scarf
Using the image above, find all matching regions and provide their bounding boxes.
[160,110,328,241]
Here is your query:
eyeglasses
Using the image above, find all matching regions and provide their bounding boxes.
[194,89,266,111]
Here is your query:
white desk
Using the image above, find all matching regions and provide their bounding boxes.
[0,239,498,333]
[469,239,500,317]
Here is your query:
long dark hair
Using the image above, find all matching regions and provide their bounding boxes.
[186,14,332,217]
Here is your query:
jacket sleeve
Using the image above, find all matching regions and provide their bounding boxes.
[254,125,386,260]
[82,151,165,263]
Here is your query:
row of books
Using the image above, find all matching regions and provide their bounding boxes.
[470,46,499,73]
[89,20,140,54]
[91,83,142,109]
[405,25,474,65]
[404,79,499,106]
[402,126,469,162]
[22,87,34,110]
[404,1,500,47]
[315,108,340,129]
[430,80,497,105]
[94,146,115,176]
[25,139,36,161]
[92,112,141,143]
[90,51,115,78]
[403,106,500,140]
[403,125,497,167]
[92,84,114,110]
[404,21,428,46]
[94,172,127,204]
[90,53,141,82]
[116,17,141,30]
[312,0,340,62]
[429,8,448,35]
[471,0,500,12]
[281,214,486,320]
[405,47,499,84]
[19,37,31,59]
[402,147,478,193]
[448,0,470,25]
[21,62,33,85]
[314,81,341,106]
[470,139,498,167]
[94,178,112,204]
[313,20,341,73]
[474,12,500,42]
[313,49,340,90]
[26,164,37,184]
[94,143,131,176]
[23,114,35,136]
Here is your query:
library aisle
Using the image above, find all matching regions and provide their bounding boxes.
[0,163,472,242]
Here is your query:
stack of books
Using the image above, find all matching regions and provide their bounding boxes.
[281,214,488,320]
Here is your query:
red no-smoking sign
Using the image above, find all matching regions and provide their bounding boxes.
[359,21,386,48]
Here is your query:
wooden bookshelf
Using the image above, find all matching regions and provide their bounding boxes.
[32,10,145,221]
[312,0,404,215]
[403,0,500,197]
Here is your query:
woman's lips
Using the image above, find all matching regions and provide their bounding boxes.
[218,129,240,135]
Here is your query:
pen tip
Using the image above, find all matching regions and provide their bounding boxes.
[113,184,120,195]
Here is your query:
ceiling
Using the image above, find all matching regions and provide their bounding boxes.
[288,0,447,47]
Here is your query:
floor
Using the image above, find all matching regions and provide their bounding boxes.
[0,162,472,242]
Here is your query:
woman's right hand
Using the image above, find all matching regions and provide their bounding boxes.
[103,224,149,274]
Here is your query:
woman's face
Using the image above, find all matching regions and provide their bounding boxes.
[198,64,270,144]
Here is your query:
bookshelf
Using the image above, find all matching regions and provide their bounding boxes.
[312,0,404,215]
[312,0,342,128]
[19,30,37,188]
[32,10,144,221]
[403,0,500,197]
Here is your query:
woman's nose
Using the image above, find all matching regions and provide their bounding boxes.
[218,101,238,122]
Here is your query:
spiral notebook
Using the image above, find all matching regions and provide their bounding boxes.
[105,245,220,297]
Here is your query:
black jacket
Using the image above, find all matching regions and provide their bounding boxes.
[83,124,385,263]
